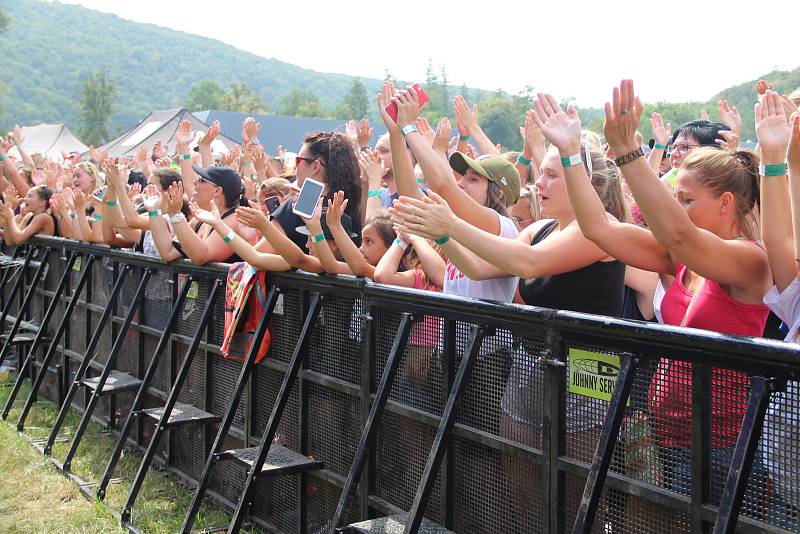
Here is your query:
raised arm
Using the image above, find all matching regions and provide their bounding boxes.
[408,235,446,289]
[0,137,30,196]
[648,112,671,172]
[9,125,35,169]
[359,150,386,222]
[174,120,198,198]
[517,111,545,182]
[454,96,499,156]
[103,160,149,230]
[168,183,234,265]
[759,98,796,292]
[325,191,368,276]
[198,120,220,168]
[604,80,769,290]
[790,114,800,270]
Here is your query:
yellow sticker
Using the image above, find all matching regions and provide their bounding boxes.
[73,256,82,272]
[568,348,628,404]
[187,281,198,300]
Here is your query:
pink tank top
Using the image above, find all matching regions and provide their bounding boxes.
[648,260,769,448]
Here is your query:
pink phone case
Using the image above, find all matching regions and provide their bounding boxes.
[385,84,430,122]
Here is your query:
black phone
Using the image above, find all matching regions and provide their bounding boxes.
[265,195,280,214]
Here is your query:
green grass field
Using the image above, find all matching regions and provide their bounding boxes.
[0,371,254,533]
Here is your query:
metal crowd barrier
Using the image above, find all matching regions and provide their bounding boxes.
[2,234,800,534]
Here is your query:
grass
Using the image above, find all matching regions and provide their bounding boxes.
[0,372,256,533]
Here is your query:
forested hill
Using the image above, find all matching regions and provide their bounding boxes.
[1,0,388,130]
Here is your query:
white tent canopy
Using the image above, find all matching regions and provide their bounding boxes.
[8,123,88,162]
[98,108,237,158]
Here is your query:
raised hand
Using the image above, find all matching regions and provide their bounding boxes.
[61,187,75,210]
[9,124,24,146]
[390,192,456,241]
[88,145,101,163]
[300,196,325,234]
[101,160,121,189]
[31,169,46,186]
[530,93,582,152]
[358,149,384,183]
[152,140,167,160]
[394,88,421,128]
[326,190,348,227]
[135,145,148,167]
[0,136,12,153]
[141,184,162,212]
[454,95,478,136]
[189,201,222,226]
[415,117,436,146]
[603,79,644,153]
[235,205,269,230]
[164,182,185,215]
[755,90,792,162]
[175,119,194,146]
[241,117,261,144]
[73,189,87,212]
[650,112,672,147]
[377,81,400,133]
[756,80,772,95]
[433,117,452,153]
[698,109,710,121]
[788,113,800,170]
[345,120,359,146]
[127,182,142,199]
[521,110,546,159]
[199,121,221,147]
[717,99,742,137]
[357,118,373,147]
[716,129,739,150]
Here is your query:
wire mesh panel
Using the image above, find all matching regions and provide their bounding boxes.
[252,364,299,450]
[175,341,207,408]
[142,332,169,395]
[307,476,354,533]
[142,273,174,330]
[208,286,226,348]
[115,325,139,376]
[762,380,800,531]
[252,475,300,533]
[209,355,247,432]
[92,256,113,306]
[307,294,363,385]
[171,424,208,481]
[176,275,209,338]
[208,434,247,503]
[267,286,303,365]
[306,381,359,478]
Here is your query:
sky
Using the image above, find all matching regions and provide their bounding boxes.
[61,0,799,108]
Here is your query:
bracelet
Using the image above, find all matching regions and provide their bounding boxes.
[417,177,426,184]
[400,124,418,137]
[148,210,161,218]
[170,212,186,224]
[222,229,236,243]
[653,143,667,150]
[243,162,253,167]
[434,235,450,245]
[367,190,382,198]
[251,138,260,146]
[458,134,469,141]
[93,213,103,222]
[394,238,405,248]
[312,232,326,243]
[180,153,192,161]
[105,200,118,207]
[69,212,77,220]
[613,147,645,168]
[560,153,582,168]
[0,153,5,162]
[760,162,788,177]
[517,154,532,166]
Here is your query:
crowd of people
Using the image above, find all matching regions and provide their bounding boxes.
[2,78,800,527]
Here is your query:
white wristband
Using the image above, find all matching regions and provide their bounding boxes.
[170,212,186,224]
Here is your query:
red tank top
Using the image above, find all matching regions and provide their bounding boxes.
[648,259,769,448]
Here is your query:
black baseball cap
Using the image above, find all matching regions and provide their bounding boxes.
[191,164,243,205]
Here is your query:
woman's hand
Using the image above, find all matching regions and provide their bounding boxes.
[717,99,742,137]
[788,112,800,171]
[394,88,421,129]
[236,205,270,231]
[73,189,86,212]
[603,79,644,154]
[377,81,400,134]
[415,117,436,146]
[357,118,373,148]
[716,129,740,150]
[530,93,582,152]
[141,184,162,212]
[650,112,672,147]
[199,120,221,147]
[189,201,222,227]
[390,192,457,240]
[755,90,792,162]
[358,149,384,185]
[521,110,546,160]
[0,200,13,221]
[433,117,452,153]
[454,95,478,135]
[300,196,325,234]
[163,182,184,216]
[241,117,261,144]
[175,119,194,146]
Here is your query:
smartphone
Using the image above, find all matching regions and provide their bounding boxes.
[265,195,280,215]
[292,178,324,219]
[93,186,107,201]
[385,83,430,123]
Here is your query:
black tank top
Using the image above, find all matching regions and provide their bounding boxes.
[518,220,625,317]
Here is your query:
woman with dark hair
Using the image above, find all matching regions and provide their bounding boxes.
[263,131,362,253]
[0,185,55,243]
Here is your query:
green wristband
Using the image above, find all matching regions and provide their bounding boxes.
[560,153,582,168]
[367,190,382,198]
[458,134,469,141]
[0,153,5,162]
[434,235,450,245]
[243,162,253,167]
[312,232,326,243]
[105,200,118,207]
[69,212,77,220]
[653,143,667,150]
[222,229,236,243]
[417,177,426,184]
[181,153,192,161]
[93,213,103,222]
[148,210,160,218]
[760,162,788,177]
[517,154,532,166]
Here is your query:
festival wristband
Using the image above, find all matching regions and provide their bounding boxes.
[0,153,5,161]
[417,177,426,184]
[434,235,450,245]
[180,153,192,161]
[148,210,161,218]
[69,212,77,220]
[222,229,236,243]
[243,162,253,167]
[312,232,326,244]
[400,124,418,137]
[653,143,667,150]
[517,154,532,166]
[760,162,788,177]
[367,190,382,198]
[459,134,469,141]
[394,238,405,248]
[170,212,186,224]
[93,213,103,222]
[560,153,582,168]
[105,200,118,207]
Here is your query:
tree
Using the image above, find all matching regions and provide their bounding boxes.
[0,8,9,34]
[222,82,269,114]
[340,78,369,119]
[476,98,523,151]
[76,69,117,146]
[277,89,328,118]
[185,80,226,111]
